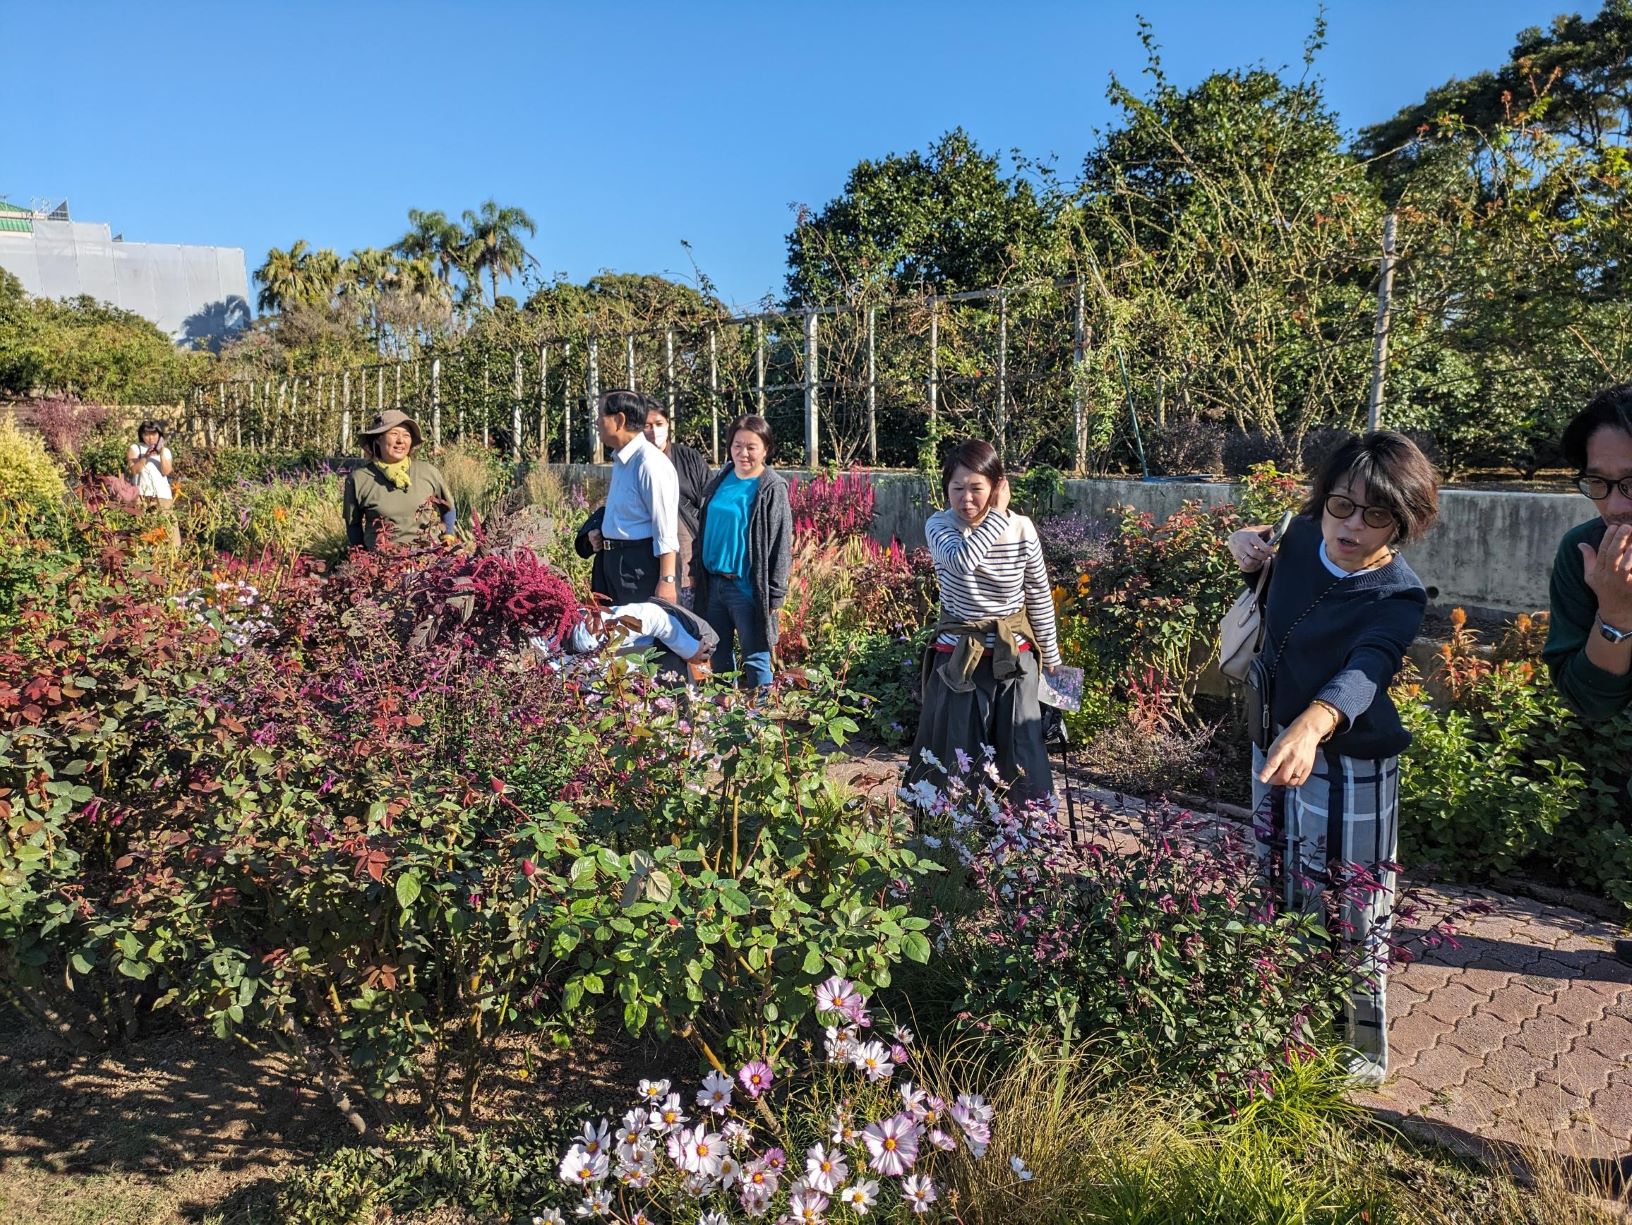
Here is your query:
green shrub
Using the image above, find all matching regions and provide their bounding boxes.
[0,418,68,523]
[1398,666,1585,878]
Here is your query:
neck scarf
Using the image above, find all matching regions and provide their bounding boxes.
[376,456,413,491]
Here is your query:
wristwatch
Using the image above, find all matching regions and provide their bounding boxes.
[1599,617,1632,644]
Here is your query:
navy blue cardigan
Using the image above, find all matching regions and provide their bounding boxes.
[1258,515,1427,760]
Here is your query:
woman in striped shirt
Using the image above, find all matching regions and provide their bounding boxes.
[907,438,1063,803]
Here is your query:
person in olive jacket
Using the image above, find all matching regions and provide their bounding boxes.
[342,410,456,550]
[691,414,792,690]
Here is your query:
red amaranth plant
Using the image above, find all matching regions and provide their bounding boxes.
[788,466,876,544]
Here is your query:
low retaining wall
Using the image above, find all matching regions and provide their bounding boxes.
[553,465,1591,615]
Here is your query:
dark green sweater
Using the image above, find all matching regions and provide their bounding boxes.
[1543,518,1632,721]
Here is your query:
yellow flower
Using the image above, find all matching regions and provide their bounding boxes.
[272,505,288,522]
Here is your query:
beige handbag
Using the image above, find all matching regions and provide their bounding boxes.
[1218,512,1294,683]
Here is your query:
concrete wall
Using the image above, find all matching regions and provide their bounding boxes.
[552,465,1592,614]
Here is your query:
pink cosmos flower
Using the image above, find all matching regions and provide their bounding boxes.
[862,1112,921,1176]
[737,1059,775,1098]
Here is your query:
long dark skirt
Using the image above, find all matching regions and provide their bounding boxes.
[906,649,1053,803]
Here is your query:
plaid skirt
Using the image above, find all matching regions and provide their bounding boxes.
[1251,745,1400,1069]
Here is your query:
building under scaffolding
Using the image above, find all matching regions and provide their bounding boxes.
[0,199,248,347]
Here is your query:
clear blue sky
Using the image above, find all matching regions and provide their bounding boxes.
[4,0,1574,312]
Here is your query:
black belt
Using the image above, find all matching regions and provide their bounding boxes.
[599,536,651,553]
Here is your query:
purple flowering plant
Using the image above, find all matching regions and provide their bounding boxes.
[901,752,1487,1108]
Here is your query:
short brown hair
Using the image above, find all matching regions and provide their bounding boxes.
[941,438,1004,502]
[727,414,774,455]
[1302,430,1439,543]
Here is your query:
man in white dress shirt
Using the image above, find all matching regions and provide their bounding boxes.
[588,390,680,604]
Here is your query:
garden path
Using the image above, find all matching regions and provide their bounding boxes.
[828,748,1632,1174]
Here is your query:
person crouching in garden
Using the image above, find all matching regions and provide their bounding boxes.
[342,409,456,550]
[1226,430,1438,1087]
[127,418,180,547]
[1541,382,1632,962]
[692,414,791,692]
[906,438,1063,804]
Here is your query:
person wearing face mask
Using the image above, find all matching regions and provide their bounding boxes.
[905,438,1063,804]
[691,414,791,691]
[343,410,456,550]
[1543,383,1632,964]
[1226,430,1439,1087]
[643,406,710,609]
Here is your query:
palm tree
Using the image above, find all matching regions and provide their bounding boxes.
[396,209,466,288]
[256,240,343,314]
[460,200,537,306]
[254,240,308,314]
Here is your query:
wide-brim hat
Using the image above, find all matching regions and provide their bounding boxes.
[360,409,423,450]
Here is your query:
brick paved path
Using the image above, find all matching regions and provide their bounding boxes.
[829,750,1632,1168]
[1363,883,1632,1166]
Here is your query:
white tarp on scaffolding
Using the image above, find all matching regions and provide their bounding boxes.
[0,219,249,346]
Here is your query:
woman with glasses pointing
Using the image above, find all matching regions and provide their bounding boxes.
[1226,430,1440,1087]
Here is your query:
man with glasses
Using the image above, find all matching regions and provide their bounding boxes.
[1545,383,1632,961]
[1546,382,1632,722]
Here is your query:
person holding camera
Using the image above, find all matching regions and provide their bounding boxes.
[126,419,180,547]
[1225,430,1438,1087]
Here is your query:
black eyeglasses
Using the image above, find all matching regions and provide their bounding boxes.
[1575,474,1632,501]
[1323,494,1395,531]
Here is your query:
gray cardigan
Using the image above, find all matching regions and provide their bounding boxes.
[691,466,793,645]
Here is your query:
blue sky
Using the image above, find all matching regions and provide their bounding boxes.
[4,0,1573,311]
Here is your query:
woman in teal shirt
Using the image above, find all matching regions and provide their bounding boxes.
[692,415,793,690]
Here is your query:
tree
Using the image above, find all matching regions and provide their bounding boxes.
[396,209,468,292]
[254,240,343,314]
[1062,23,1387,459]
[784,128,1056,302]
[460,200,537,307]
[1357,0,1632,179]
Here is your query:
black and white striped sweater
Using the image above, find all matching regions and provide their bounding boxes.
[924,508,1061,667]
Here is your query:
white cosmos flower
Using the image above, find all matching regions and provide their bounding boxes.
[575,1187,612,1216]
[1011,1153,1035,1181]
[824,1025,858,1063]
[559,1144,610,1187]
[650,1092,689,1133]
[902,1174,937,1213]
[738,1183,771,1217]
[638,1077,672,1102]
[697,1069,734,1114]
[532,1212,567,1225]
[699,1214,731,1225]
[578,1119,612,1157]
[619,1109,649,1148]
[716,1152,743,1188]
[831,1113,860,1147]
[849,1040,894,1083]
[787,1188,829,1223]
[677,1124,726,1177]
[803,1143,849,1194]
[838,1179,879,1214]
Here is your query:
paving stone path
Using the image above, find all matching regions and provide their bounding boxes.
[828,749,1632,1171]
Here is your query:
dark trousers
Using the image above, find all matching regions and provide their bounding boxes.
[907,649,1052,802]
[593,544,660,605]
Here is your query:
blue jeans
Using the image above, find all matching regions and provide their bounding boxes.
[703,574,772,689]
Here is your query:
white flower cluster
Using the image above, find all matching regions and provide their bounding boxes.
[543,976,1018,1224]
[172,577,273,650]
